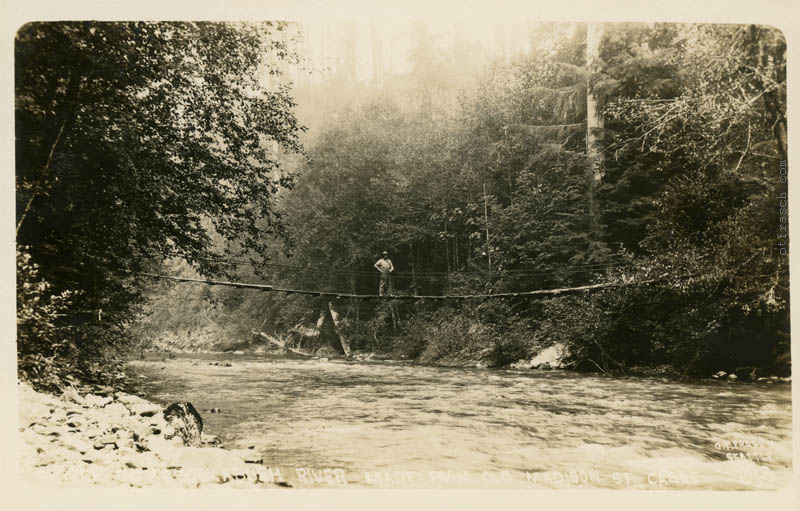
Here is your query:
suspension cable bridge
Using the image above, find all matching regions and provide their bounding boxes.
[137,268,663,301]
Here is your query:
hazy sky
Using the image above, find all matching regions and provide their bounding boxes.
[293,21,536,84]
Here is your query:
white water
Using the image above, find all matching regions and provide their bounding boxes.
[130,354,793,490]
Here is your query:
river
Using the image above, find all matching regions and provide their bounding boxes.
[129,353,793,490]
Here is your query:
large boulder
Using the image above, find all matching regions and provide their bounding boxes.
[513,344,569,370]
[163,402,203,447]
[530,344,568,369]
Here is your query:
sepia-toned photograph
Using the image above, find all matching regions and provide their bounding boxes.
[10,2,795,503]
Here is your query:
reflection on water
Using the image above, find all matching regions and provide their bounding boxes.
[130,354,792,489]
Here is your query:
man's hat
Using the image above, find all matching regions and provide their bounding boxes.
[382,251,388,255]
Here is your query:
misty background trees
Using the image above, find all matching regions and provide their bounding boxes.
[17,21,789,389]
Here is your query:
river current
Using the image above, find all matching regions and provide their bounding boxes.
[129,354,793,490]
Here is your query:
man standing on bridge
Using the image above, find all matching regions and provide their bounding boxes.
[374,251,394,296]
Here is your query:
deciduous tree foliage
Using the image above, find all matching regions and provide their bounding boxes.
[577,23,789,375]
[16,22,304,386]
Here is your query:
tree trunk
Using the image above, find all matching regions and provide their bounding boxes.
[750,25,787,162]
[410,241,418,295]
[586,22,605,237]
[348,272,359,339]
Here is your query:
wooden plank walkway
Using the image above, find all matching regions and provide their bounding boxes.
[138,272,634,299]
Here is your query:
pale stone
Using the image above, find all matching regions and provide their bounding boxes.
[81,450,111,466]
[201,433,220,446]
[93,435,118,449]
[115,429,137,450]
[32,423,70,438]
[34,445,81,467]
[58,436,92,454]
[103,402,131,419]
[120,452,161,470]
[144,434,176,458]
[116,445,139,457]
[115,393,151,408]
[147,414,170,433]
[83,394,113,408]
[21,430,52,454]
[129,402,162,417]
[18,398,52,427]
[229,448,263,464]
[66,418,84,429]
[510,359,533,370]
[127,421,151,441]
[50,409,68,423]
[61,388,85,406]
[84,427,104,439]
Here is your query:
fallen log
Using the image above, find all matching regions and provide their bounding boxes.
[287,346,314,357]
[251,330,285,349]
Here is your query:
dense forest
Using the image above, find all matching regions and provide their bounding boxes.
[17,22,789,391]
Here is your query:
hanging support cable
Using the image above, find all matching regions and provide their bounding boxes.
[135,271,668,300]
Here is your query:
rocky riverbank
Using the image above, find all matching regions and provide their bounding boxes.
[18,381,287,488]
